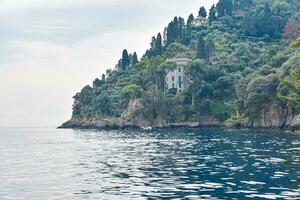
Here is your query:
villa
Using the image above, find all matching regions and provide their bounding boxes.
[192,16,208,27]
[165,58,190,93]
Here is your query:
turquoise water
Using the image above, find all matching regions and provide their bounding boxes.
[0,127,300,199]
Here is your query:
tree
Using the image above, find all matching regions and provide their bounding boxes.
[101,74,106,82]
[198,6,207,18]
[165,43,190,58]
[165,17,186,46]
[245,75,279,119]
[123,84,141,99]
[283,18,300,42]
[155,33,163,55]
[187,14,194,27]
[185,14,194,45]
[93,78,104,88]
[186,59,207,106]
[206,35,214,60]
[208,4,217,21]
[291,36,300,48]
[216,0,225,17]
[217,0,233,17]
[278,72,300,110]
[242,1,288,39]
[196,36,207,60]
[95,93,112,116]
[225,0,233,16]
[132,52,139,65]
[121,49,130,70]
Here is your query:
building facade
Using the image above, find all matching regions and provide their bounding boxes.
[192,17,208,27]
[165,58,190,93]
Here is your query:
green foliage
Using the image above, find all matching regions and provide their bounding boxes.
[244,74,280,118]
[242,1,290,38]
[165,43,191,58]
[121,49,130,70]
[70,0,300,124]
[278,72,300,110]
[132,52,139,65]
[196,36,207,60]
[291,36,300,48]
[198,6,207,18]
[208,4,217,21]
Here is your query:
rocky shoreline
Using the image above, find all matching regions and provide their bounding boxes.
[58,118,223,130]
[59,112,300,132]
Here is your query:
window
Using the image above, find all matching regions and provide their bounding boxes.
[172,76,175,81]
[178,67,181,72]
[172,83,175,89]
[179,76,182,82]
[179,82,182,88]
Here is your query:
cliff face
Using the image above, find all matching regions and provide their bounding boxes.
[227,105,300,131]
[60,99,300,131]
[60,99,223,129]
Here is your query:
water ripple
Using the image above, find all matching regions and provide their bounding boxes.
[0,128,300,199]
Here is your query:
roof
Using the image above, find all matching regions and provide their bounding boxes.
[167,58,190,66]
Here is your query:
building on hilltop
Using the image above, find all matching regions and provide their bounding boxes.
[165,58,190,94]
[192,16,208,27]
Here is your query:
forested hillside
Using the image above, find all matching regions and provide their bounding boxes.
[63,0,300,129]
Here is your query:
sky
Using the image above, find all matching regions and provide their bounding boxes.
[0,0,218,127]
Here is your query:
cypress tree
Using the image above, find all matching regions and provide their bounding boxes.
[264,1,271,18]
[121,49,130,70]
[185,14,194,45]
[216,0,225,17]
[101,74,106,82]
[166,21,175,46]
[196,36,207,60]
[198,6,207,18]
[132,52,138,65]
[225,0,233,16]
[155,33,163,55]
[187,14,194,27]
[178,17,185,42]
[208,4,217,21]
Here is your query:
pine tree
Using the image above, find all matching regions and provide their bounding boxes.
[121,49,130,70]
[132,52,139,65]
[196,36,207,60]
[198,6,207,18]
[208,4,217,21]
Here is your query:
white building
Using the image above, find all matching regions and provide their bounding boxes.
[192,16,208,27]
[165,58,190,93]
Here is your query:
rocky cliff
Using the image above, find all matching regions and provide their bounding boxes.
[59,99,223,129]
[226,105,300,131]
[60,99,300,131]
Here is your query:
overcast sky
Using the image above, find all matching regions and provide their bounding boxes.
[0,0,218,127]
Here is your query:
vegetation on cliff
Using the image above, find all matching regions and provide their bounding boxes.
[70,0,300,126]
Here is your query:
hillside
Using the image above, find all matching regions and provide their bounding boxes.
[61,0,300,130]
